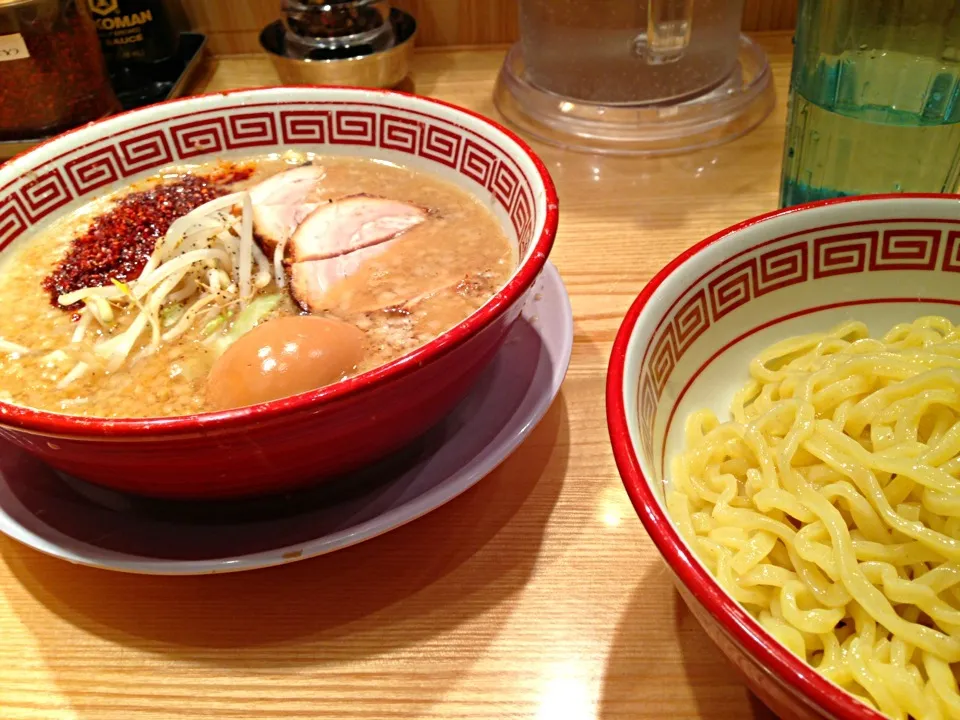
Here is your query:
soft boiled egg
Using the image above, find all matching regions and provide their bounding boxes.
[206,315,364,411]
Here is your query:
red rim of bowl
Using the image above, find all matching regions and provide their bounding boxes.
[0,86,559,437]
[604,193,960,720]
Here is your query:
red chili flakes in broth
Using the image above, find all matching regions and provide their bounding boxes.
[43,165,255,311]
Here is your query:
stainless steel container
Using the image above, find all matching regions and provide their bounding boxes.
[260,2,416,89]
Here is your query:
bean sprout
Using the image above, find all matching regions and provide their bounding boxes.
[238,193,253,302]
[273,237,287,289]
[251,239,272,288]
[57,361,89,390]
[53,189,275,375]
[71,311,93,344]
[162,294,220,343]
[0,339,30,355]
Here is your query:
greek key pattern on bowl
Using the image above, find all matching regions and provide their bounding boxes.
[19,168,72,222]
[636,222,953,460]
[64,130,175,195]
[0,104,538,258]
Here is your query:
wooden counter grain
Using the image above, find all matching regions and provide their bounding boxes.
[180,0,798,54]
[0,33,793,720]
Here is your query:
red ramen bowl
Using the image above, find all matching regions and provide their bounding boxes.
[605,195,960,719]
[0,87,557,499]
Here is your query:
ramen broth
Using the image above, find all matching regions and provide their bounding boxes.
[0,154,515,417]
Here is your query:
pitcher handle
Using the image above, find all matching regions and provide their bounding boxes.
[643,0,694,64]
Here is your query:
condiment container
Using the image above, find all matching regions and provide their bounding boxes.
[0,0,120,141]
[259,1,416,89]
[281,0,394,60]
[88,0,181,105]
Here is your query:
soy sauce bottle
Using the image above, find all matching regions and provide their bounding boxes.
[88,0,180,106]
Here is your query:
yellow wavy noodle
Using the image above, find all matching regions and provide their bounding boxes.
[666,316,960,719]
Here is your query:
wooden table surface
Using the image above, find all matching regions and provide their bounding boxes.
[0,33,794,720]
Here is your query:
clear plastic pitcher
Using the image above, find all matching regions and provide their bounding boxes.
[494,0,773,154]
[519,0,746,105]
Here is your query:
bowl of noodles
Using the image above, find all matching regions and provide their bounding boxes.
[0,87,558,499]
[607,194,960,720]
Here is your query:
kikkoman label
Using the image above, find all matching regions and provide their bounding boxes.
[88,1,154,30]
[0,34,29,63]
[93,10,154,30]
[88,0,156,54]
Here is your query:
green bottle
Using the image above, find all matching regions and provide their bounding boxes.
[779,0,960,208]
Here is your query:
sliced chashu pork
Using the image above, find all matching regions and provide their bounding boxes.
[288,195,427,312]
[250,164,325,255]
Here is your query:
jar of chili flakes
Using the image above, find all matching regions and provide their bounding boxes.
[281,0,394,60]
[0,0,120,141]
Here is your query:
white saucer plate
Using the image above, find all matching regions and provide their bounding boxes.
[0,262,572,575]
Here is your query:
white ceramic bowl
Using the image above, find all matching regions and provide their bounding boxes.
[607,194,960,719]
